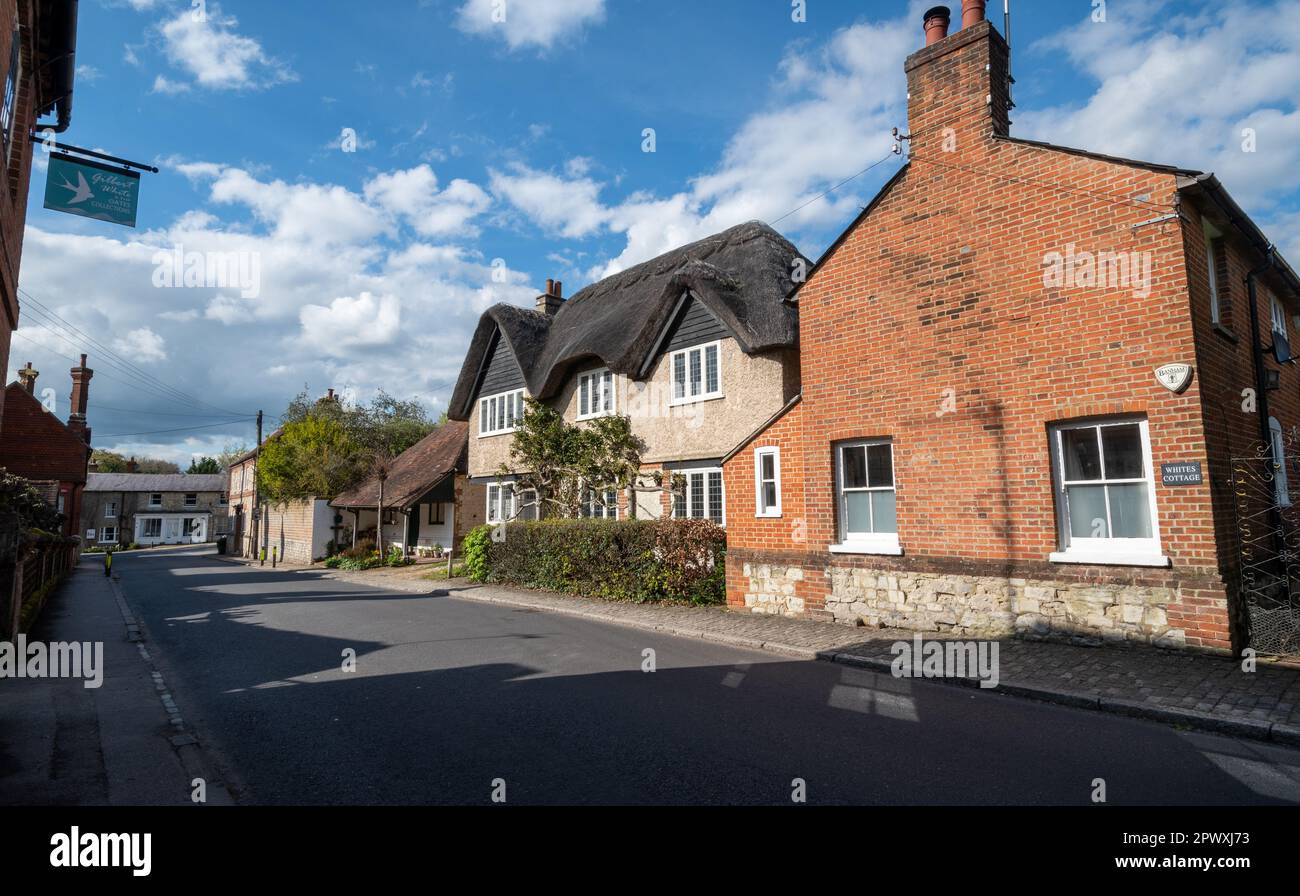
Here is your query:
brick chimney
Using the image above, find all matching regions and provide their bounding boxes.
[536,279,564,316]
[127,456,138,474]
[68,353,93,443]
[17,361,37,393]
[905,2,1010,157]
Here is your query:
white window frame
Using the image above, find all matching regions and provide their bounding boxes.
[576,369,616,421]
[1048,417,1166,567]
[754,447,782,518]
[141,518,163,539]
[479,389,525,437]
[1204,232,1222,325]
[1270,417,1291,508]
[831,439,900,555]
[184,493,198,507]
[486,482,516,523]
[104,501,117,519]
[149,493,163,508]
[99,526,117,544]
[668,340,723,406]
[582,485,619,520]
[671,467,725,526]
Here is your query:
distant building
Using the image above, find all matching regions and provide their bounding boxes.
[0,354,92,536]
[81,472,228,547]
[0,0,80,433]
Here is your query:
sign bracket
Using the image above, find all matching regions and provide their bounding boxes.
[27,134,159,174]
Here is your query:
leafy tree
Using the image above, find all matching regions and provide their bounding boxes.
[0,470,63,532]
[280,388,435,457]
[257,415,365,503]
[135,458,181,474]
[91,450,178,474]
[187,457,221,474]
[502,399,652,519]
[216,443,251,470]
[91,449,129,473]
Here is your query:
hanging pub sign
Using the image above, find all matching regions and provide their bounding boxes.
[43,151,141,227]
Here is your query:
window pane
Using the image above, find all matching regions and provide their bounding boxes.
[579,377,589,416]
[708,472,723,523]
[760,453,775,481]
[689,350,702,396]
[1101,424,1144,479]
[844,491,872,534]
[487,486,499,522]
[506,395,515,428]
[841,446,868,489]
[1061,427,1102,481]
[673,355,686,399]
[1066,484,1108,538]
[490,397,498,432]
[602,372,613,412]
[1108,483,1152,538]
[705,344,719,394]
[867,444,893,488]
[690,473,705,518]
[870,491,897,534]
[762,481,777,510]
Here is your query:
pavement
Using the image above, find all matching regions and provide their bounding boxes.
[246,555,1300,746]
[43,544,1299,805]
[0,553,232,806]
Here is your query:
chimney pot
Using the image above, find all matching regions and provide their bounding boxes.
[923,6,951,46]
[546,278,555,296]
[536,278,566,316]
[962,0,987,28]
[554,281,562,298]
[68,354,92,440]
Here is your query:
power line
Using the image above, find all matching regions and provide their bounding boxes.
[93,419,257,439]
[18,287,251,417]
[85,402,251,419]
[770,152,902,227]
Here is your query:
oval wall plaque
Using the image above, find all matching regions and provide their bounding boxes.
[1155,363,1194,394]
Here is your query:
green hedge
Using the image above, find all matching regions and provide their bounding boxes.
[464,518,726,605]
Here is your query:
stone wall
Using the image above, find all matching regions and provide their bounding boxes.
[737,559,1199,649]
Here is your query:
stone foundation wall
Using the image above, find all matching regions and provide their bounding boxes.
[734,556,1226,650]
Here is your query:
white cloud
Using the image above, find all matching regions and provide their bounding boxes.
[1018,0,1300,210]
[156,3,296,91]
[489,162,609,239]
[456,0,606,52]
[112,327,168,362]
[299,293,403,355]
[363,165,493,237]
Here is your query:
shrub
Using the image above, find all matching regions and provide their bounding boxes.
[323,556,342,569]
[463,525,493,582]
[473,518,725,604]
[384,545,410,567]
[341,539,375,561]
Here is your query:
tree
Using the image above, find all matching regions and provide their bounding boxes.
[216,443,251,470]
[257,415,365,504]
[0,470,63,532]
[502,399,653,519]
[91,450,178,474]
[135,458,181,474]
[187,457,221,474]
[280,388,435,458]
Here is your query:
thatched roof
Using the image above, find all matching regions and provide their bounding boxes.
[448,221,805,419]
[330,421,468,511]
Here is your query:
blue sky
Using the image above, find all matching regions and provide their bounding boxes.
[12,0,1300,464]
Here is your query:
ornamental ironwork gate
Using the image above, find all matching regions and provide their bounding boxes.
[1232,439,1300,658]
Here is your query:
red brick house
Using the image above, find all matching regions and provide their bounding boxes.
[0,353,92,536]
[0,1,79,433]
[722,3,1300,656]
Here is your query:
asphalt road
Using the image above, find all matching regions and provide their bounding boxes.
[113,546,1300,806]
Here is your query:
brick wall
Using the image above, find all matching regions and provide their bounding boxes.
[722,18,1291,654]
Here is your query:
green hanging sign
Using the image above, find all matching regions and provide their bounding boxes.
[43,152,140,228]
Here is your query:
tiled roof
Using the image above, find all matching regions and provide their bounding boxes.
[86,473,227,493]
[331,421,468,510]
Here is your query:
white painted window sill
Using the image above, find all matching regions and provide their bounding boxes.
[1048,551,1171,568]
[829,541,903,556]
[755,511,783,520]
[668,393,724,408]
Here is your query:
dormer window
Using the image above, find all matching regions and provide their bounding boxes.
[480,390,525,437]
[669,341,722,405]
[577,369,615,420]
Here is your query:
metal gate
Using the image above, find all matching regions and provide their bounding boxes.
[1232,439,1300,657]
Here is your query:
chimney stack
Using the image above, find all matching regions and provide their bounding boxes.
[127,456,138,474]
[88,459,99,473]
[68,353,93,444]
[17,361,37,393]
[923,6,951,46]
[536,278,565,317]
[962,0,987,28]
